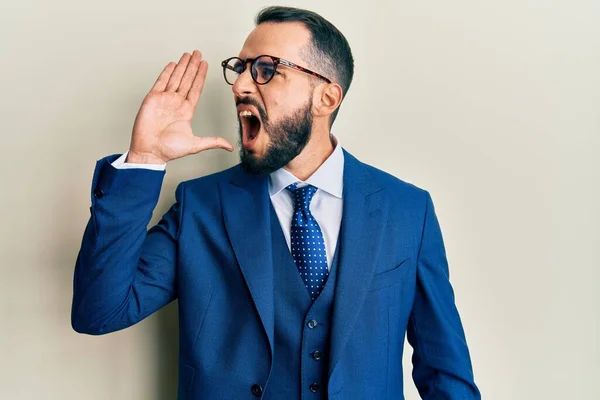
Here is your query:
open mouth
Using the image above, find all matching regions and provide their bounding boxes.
[240,110,262,150]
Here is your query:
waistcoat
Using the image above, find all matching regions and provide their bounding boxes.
[262,202,341,400]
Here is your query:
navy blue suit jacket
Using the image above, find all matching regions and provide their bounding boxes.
[72,149,480,399]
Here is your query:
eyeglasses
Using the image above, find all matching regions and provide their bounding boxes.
[221,55,332,86]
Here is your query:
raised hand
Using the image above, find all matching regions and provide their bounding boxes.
[127,50,234,164]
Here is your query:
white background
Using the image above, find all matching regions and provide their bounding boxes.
[1,0,598,398]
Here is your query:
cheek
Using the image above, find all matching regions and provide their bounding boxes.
[261,82,310,121]
[261,84,296,113]
[264,95,300,122]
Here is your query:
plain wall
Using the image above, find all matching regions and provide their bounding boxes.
[1,0,598,398]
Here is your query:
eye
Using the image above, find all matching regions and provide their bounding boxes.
[230,59,244,74]
[254,63,277,81]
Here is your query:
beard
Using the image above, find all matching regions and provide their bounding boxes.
[238,97,313,175]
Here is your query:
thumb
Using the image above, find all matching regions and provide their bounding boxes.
[190,135,235,154]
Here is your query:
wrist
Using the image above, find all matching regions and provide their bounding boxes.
[126,151,166,165]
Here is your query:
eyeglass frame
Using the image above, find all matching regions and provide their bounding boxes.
[221,55,332,86]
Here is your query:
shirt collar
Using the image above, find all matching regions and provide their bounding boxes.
[269,135,344,199]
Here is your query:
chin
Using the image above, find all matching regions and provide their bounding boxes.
[238,145,265,175]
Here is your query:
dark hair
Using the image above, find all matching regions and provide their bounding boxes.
[255,6,354,126]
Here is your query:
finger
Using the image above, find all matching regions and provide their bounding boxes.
[191,136,234,153]
[187,60,209,107]
[151,62,177,92]
[165,52,192,92]
[177,50,202,97]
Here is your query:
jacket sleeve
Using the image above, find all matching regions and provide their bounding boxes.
[71,155,183,335]
[406,191,481,399]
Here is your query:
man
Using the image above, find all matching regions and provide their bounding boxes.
[71,6,481,399]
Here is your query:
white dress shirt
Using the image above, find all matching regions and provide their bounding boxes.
[112,137,344,270]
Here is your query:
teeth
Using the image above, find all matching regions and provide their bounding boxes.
[239,110,254,118]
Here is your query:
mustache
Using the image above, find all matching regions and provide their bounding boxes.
[236,97,268,122]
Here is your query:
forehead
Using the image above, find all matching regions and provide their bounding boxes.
[238,22,311,64]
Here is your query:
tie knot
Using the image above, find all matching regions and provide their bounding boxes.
[286,183,317,212]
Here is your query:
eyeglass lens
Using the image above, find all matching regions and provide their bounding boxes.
[224,56,277,85]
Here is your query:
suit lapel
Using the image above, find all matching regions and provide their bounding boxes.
[329,150,388,376]
[220,167,275,360]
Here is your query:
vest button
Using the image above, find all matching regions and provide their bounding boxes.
[251,384,263,397]
[307,319,318,329]
[93,188,104,199]
[309,382,319,392]
[312,350,323,361]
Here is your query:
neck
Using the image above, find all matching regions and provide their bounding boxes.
[284,130,336,181]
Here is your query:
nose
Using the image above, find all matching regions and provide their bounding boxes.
[232,65,257,97]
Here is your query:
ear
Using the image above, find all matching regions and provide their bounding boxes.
[312,83,343,120]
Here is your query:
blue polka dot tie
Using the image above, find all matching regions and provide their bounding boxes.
[286,183,329,301]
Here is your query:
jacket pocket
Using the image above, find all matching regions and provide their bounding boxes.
[368,258,411,292]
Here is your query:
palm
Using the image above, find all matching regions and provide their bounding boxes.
[132,93,194,158]
[128,50,233,164]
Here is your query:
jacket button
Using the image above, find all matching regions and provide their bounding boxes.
[312,350,322,361]
[251,384,263,397]
[309,382,319,393]
[93,188,104,199]
[307,319,318,329]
